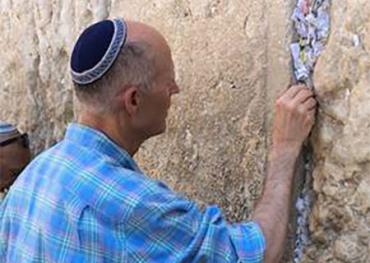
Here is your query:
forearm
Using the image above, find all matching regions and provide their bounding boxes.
[252,145,300,263]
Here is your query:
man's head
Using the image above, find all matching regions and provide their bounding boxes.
[71,18,179,144]
[0,122,31,191]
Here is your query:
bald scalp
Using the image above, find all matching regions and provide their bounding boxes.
[126,21,169,49]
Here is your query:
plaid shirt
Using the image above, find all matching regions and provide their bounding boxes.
[0,123,265,262]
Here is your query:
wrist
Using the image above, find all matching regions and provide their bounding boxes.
[271,142,301,156]
[270,143,301,164]
[267,147,299,182]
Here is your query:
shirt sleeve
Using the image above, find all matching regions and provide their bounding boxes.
[124,183,265,263]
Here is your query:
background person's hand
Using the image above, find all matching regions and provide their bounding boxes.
[272,84,317,151]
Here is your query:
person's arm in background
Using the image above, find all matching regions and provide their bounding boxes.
[252,84,317,263]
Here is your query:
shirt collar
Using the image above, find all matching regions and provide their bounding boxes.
[64,123,141,173]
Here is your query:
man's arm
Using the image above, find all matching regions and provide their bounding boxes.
[252,84,317,263]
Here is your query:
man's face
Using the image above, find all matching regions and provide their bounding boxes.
[135,46,180,138]
[0,140,31,191]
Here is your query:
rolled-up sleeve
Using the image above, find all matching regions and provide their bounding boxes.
[124,186,265,263]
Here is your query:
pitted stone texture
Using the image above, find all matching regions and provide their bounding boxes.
[303,1,370,262]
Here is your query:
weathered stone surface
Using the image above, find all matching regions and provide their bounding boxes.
[0,0,369,262]
[304,0,370,262]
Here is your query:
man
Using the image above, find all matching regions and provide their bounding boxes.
[0,122,31,196]
[0,18,316,262]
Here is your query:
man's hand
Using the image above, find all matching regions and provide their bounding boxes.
[272,84,317,152]
[251,84,317,263]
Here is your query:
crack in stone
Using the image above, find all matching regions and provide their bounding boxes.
[290,0,331,262]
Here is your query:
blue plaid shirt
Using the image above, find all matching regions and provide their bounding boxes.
[0,123,265,262]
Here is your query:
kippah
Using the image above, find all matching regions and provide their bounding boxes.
[0,121,20,144]
[71,18,128,85]
[0,122,17,135]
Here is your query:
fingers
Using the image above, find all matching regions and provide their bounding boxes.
[275,84,318,118]
[280,84,307,100]
[303,97,317,111]
[304,108,316,128]
[297,99,317,121]
[294,88,314,103]
[278,84,316,107]
[308,107,316,118]
[276,84,291,99]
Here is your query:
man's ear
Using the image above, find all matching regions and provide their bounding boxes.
[119,85,140,117]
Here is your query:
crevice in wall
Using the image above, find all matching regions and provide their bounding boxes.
[290,0,332,262]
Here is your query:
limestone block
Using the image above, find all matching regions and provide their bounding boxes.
[306,0,370,262]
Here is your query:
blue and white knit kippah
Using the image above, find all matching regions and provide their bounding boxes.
[0,122,17,135]
[70,18,128,85]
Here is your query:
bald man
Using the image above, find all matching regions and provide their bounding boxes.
[0,122,31,195]
[0,18,316,263]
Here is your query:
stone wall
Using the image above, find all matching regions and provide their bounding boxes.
[305,1,370,262]
[0,0,369,262]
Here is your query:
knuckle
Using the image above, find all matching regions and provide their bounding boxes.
[275,98,285,108]
[307,98,317,109]
[305,88,313,95]
[292,85,302,91]
[289,85,299,92]
[298,105,306,115]
[304,90,312,97]
[307,114,315,123]
[286,102,297,112]
[302,88,311,95]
